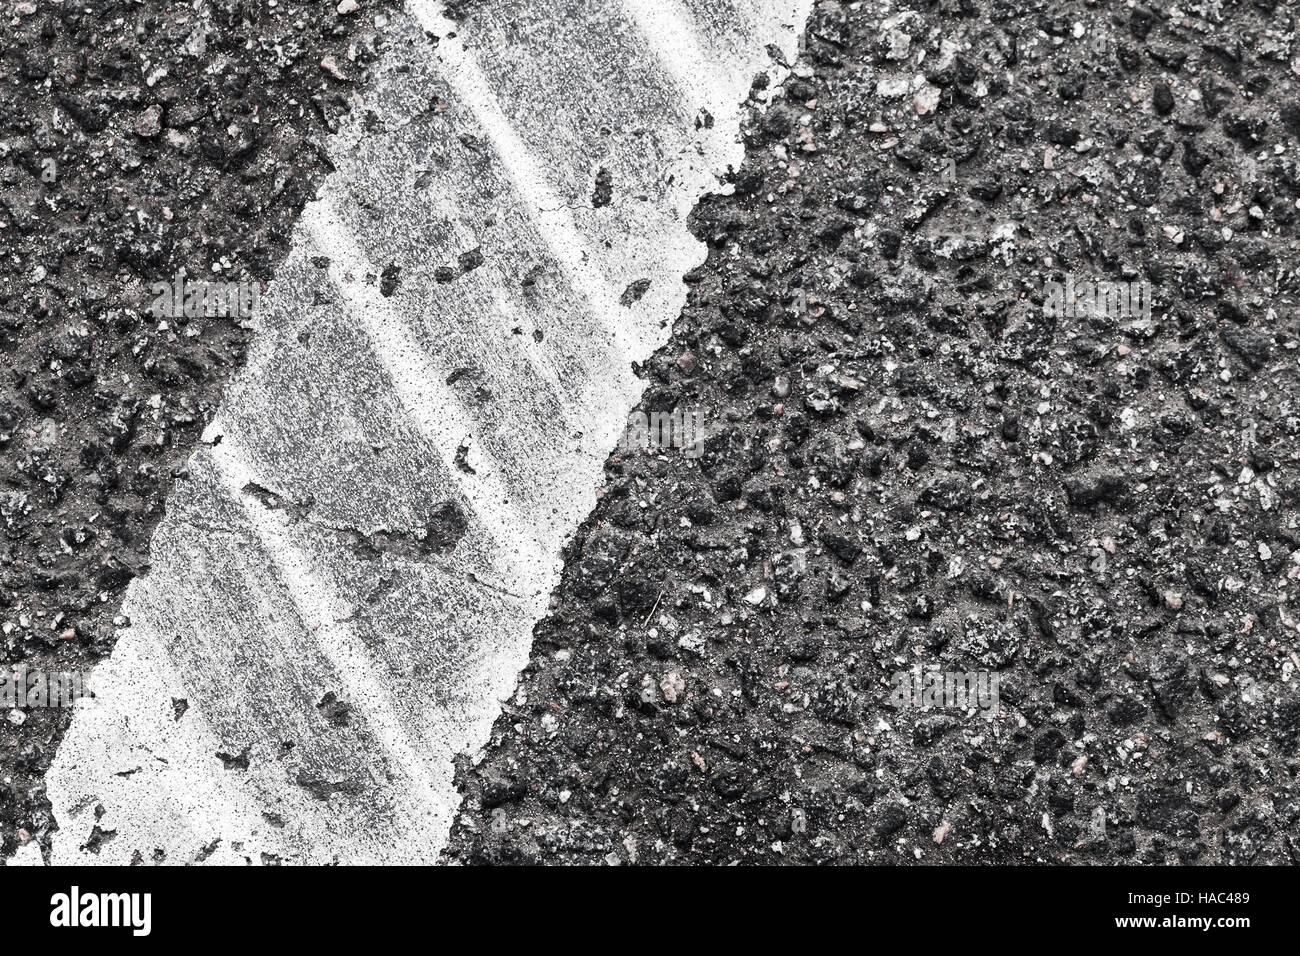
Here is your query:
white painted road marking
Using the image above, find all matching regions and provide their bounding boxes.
[35,0,811,865]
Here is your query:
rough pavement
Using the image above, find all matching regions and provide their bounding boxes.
[6,0,1300,869]
[446,0,1300,865]
[0,0,400,860]
[34,0,809,864]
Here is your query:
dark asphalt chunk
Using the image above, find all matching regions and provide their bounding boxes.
[620,277,651,306]
[446,2,1300,865]
[592,166,614,208]
[0,0,399,857]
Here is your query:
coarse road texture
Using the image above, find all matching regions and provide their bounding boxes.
[446,0,1300,865]
[26,0,810,864]
[7,0,1300,870]
[1,0,403,859]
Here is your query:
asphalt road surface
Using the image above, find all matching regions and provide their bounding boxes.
[3,0,1300,869]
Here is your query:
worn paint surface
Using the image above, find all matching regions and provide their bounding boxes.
[40,0,810,864]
